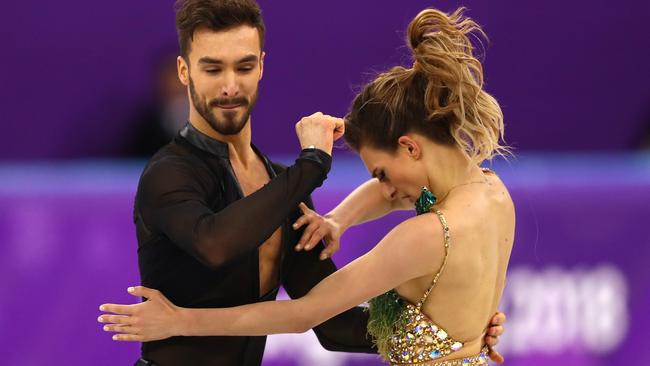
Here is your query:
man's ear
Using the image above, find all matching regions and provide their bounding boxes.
[259,51,265,81]
[177,56,189,86]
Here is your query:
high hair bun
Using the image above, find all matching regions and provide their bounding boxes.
[344,7,509,165]
[407,7,482,62]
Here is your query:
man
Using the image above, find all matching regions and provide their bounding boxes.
[120,0,505,365]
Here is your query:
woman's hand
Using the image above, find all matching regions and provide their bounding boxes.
[293,202,343,260]
[485,311,507,363]
[98,286,187,342]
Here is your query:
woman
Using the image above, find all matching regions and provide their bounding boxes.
[99,8,514,365]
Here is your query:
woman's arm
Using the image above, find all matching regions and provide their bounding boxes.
[326,178,412,229]
[294,178,412,259]
[99,214,444,341]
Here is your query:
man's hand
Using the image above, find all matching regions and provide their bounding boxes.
[98,286,186,342]
[293,202,342,260]
[295,112,345,156]
[485,311,506,363]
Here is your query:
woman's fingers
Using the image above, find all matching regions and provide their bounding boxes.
[296,222,320,250]
[292,215,309,231]
[319,239,340,260]
[298,202,313,215]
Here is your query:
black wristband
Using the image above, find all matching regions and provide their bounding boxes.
[297,148,332,178]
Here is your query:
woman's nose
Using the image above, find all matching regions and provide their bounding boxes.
[382,183,397,200]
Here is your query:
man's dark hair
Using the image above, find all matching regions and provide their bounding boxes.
[175,0,265,60]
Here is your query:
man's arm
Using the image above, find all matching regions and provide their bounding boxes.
[138,149,331,270]
[283,197,376,353]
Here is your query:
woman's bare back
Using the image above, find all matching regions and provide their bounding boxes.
[394,171,515,360]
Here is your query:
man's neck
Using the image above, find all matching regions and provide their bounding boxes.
[188,116,258,169]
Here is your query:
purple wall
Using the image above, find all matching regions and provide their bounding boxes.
[2,1,650,159]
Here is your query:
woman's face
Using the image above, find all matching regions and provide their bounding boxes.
[359,144,427,204]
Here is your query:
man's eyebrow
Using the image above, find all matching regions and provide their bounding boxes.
[238,54,259,63]
[198,57,223,65]
[197,55,258,65]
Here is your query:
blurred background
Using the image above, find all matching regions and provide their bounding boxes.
[1,0,649,365]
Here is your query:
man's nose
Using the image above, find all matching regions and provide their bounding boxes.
[221,71,239,97]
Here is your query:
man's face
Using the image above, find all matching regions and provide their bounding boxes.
[179,25,264,135]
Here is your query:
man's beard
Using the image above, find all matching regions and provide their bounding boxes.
[189,77,258,135]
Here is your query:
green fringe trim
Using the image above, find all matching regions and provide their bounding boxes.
[365,289,406,359]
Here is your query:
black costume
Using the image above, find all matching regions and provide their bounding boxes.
[134,123,375,365]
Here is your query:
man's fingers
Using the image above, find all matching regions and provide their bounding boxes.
[485,335,499,347]
[333,119,345,140]
[492,311,506,325]
[486,312,505,364]
[127,285,159,299]
[103,323,137,334]
[98,314,134,325]
[112,333,144,342]
[488,325,503,337]
[99,303,138,316]
[488,348,504,364]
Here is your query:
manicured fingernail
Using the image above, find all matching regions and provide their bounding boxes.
[127,287,135,293]
[304,245,311,250]
[99,305,105,311]
[292,223,298,228]
[295,246,301,250]
[320,254,327,260]
[112,335,118,340]
[103,325,109,331]
[98,316,103,322]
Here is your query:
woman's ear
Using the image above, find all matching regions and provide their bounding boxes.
[398,135,421,160]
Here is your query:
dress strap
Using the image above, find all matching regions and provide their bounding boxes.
[416,208,451,308]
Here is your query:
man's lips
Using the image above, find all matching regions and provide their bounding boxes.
[215,104,241,110]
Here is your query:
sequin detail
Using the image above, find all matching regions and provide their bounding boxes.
[391,347,489,365]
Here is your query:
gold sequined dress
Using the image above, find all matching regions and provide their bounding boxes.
[386,209,489,366]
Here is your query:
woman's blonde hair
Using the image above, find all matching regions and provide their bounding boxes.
[345,7,508,164]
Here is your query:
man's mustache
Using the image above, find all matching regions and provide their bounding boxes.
[209,97,249,108]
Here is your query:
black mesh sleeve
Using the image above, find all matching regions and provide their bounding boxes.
[283,197,377,353]
[138,149,332,270]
